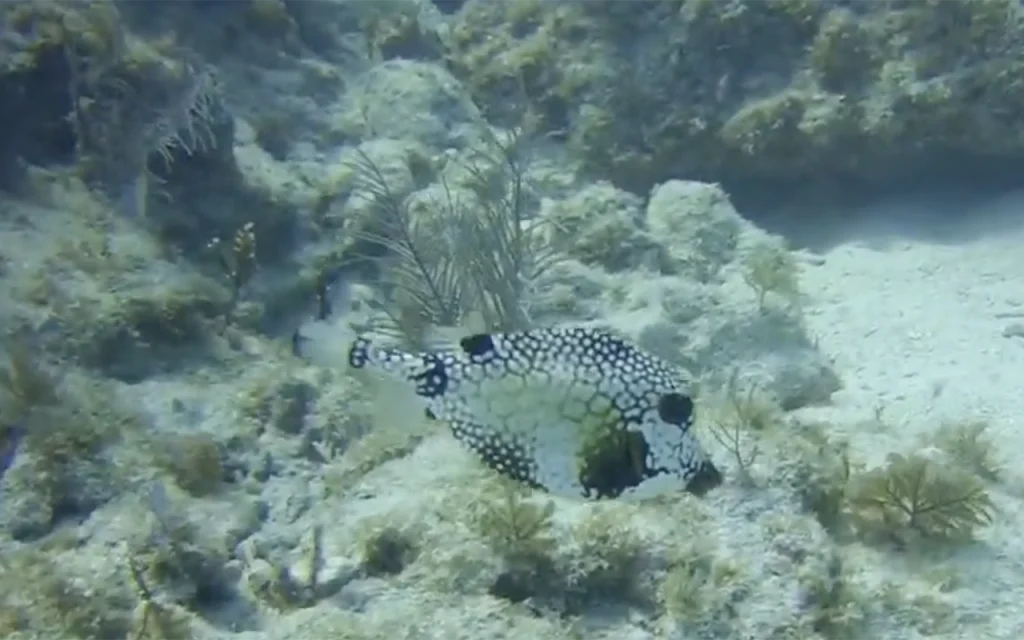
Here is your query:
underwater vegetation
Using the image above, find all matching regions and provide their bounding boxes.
[339,125,566,347]
[697,369,782,485]
[465,475,651,613]
[740,238,801,312]
[0,333,58,423]
[780,415,1000,550]
[931,419,1002,482]
[692,374,1001,553]
[152,432,226,499]
[360,524,419,577]
[3,177,237,382]
[206,220,259,314]
[127,555,195,640]
[0,0,301,282]
[846,453,995,545]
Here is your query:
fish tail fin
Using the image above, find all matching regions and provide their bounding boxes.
[296,318,439,434]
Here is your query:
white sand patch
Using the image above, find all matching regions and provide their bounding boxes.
[795,191,1024,456]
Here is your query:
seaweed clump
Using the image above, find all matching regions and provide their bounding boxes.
[740,239,801,312]
[153,432,225,498]
[846,453,995,545]
[128,482,232,625]
[0,332,132,539]
[0,548,136,639]
[470,477,558,603]
[342,127,564,348]
[0,333,59,423]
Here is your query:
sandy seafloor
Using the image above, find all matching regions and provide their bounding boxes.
[787,190,1024,638]
[792,191,1024,456]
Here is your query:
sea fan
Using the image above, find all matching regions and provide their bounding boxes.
[346,147,465,347]
[141,63,221,172]
[847,453,995,544]
[345,128,565,347]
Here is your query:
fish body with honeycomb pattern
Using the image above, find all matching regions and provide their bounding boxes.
[338,326,722,500]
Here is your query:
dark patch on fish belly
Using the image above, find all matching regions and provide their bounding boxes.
[578,428,661,499]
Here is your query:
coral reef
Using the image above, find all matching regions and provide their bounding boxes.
[0,2,1019,640]
[445,0,1024,205]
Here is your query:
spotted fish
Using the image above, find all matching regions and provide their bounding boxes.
[327,325,722,500]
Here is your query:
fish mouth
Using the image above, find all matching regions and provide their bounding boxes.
[685,460,723,497]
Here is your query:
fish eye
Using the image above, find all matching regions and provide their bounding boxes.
[657,392,693,427]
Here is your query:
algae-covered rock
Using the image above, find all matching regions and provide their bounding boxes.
[0,0,235,203]
[529,178,839,410]
[645,180,742,283]
[539,181,663,273]
[337,60,483,149]
[444,0,1024,203]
